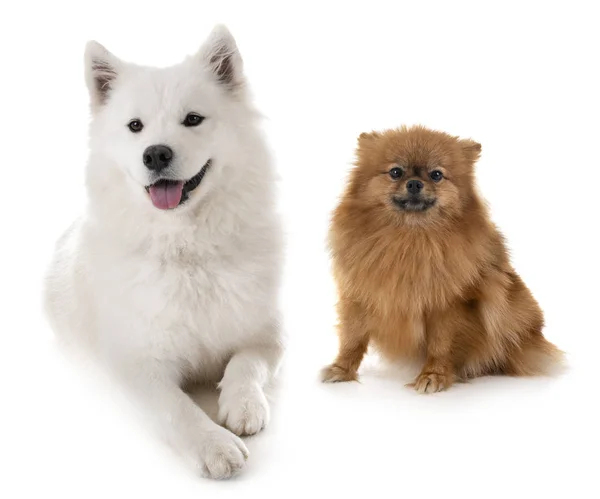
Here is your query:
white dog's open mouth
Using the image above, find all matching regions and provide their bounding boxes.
[144,160,211,210]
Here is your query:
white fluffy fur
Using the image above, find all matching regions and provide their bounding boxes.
[44,25,283,479]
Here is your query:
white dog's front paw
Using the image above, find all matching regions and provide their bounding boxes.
[218,385,270,436]
[198,427,249,479]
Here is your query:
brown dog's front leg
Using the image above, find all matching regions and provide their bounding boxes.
[321,299,370,383]
[410,308,457,394]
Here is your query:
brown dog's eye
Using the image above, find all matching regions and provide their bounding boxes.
[389,167,403,179]
[430,170,443,182]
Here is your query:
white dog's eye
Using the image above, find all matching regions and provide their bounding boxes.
[182,113,205,127]
[127,119,144,133]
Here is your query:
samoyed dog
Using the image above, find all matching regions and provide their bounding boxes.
[44,25,283,479]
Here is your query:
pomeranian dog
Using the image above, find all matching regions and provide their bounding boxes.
[322,125,562,393]
[44,26,283,478]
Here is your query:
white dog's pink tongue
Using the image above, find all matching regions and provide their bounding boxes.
[149,181,184,210]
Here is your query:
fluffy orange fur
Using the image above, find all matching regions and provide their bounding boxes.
[322,125,563,393]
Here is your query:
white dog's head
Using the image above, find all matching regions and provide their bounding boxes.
[85,25,253,212]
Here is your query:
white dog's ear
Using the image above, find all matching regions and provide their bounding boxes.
[199,25,244,90]
[84,41,123,110]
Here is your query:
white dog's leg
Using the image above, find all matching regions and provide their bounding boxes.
[123,363,248,479]
[217,342,282,436]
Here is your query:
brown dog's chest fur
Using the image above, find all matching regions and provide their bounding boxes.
[331,200,502,359]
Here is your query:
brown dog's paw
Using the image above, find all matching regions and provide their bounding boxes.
[408,372,451,394]
[320,364,358,383]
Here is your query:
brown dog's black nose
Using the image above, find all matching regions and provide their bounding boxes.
[143,145,173,172]
[406,179,424,194]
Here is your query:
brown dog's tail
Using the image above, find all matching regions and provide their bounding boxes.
[505,333,565,376]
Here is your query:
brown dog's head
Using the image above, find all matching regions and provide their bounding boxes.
[350,125,481,224]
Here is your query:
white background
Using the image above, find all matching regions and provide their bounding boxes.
[1,1,599,497]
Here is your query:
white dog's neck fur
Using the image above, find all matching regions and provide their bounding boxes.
[45,25,283,479]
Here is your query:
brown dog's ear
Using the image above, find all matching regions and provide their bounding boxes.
[357,131,380,146]
[460,139,482,162]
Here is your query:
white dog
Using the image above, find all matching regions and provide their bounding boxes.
[44,25,283,479]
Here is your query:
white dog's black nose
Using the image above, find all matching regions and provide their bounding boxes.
[143,145,173,172]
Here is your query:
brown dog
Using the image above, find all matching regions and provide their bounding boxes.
[321,125,563,393]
